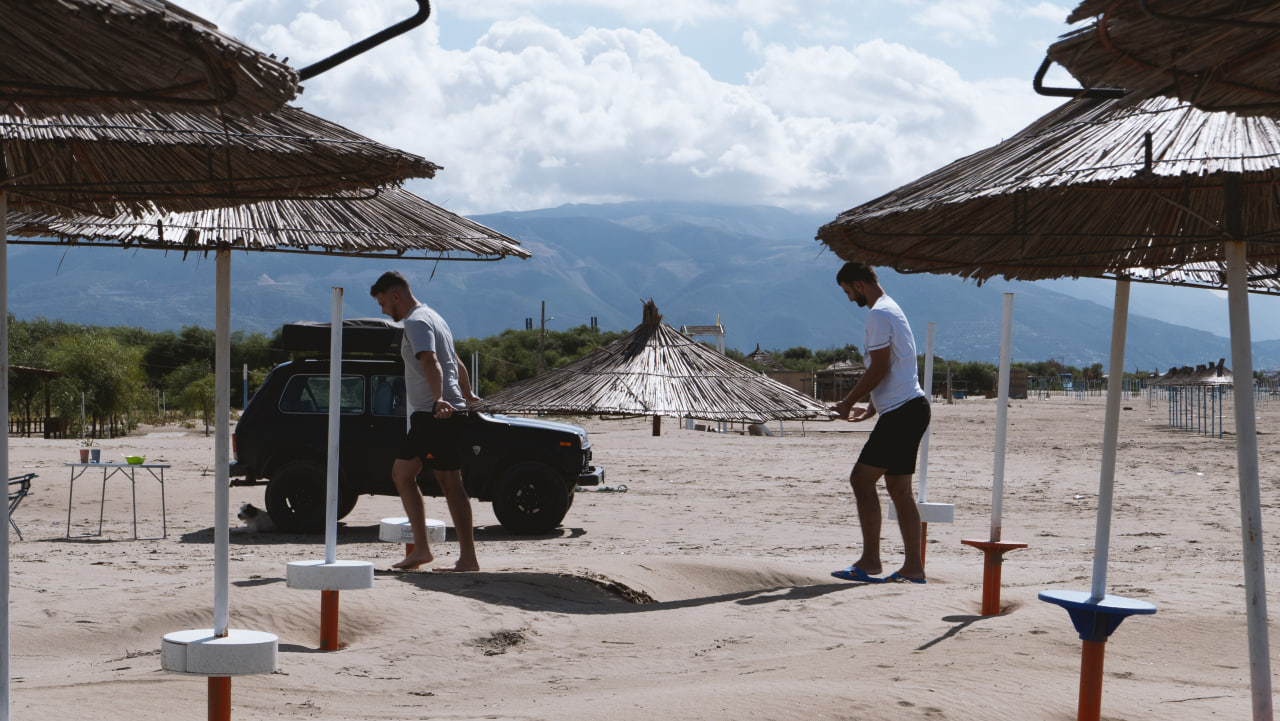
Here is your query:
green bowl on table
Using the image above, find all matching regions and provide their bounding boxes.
[124,455,145,465]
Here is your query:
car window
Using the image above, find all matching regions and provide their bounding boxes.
[279,375,366,415]
[371,374,406,417]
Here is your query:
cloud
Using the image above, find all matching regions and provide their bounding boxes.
[1023,2,1070,23]
[910,0,1006,43]
[174,2,1062,216]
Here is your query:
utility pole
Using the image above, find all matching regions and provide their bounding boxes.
[538,300,546,375]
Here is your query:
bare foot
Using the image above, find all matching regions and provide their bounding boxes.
[391,550,435,570]
[432,560,479,573]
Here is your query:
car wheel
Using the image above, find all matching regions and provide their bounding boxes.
[491,461,569,534]
[265,460,359,533]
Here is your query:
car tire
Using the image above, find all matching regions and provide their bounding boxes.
[265,460,358,533]
[491,461,570,534]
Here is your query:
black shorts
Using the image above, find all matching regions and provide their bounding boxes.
[397,411,465,471]
[857,396,931,475]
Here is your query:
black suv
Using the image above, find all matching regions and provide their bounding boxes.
[230,320,603,534]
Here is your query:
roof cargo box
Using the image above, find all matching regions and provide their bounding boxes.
[281,318,402,355]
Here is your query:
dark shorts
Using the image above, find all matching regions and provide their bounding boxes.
[397,411,465,471]
[857,395,931,476]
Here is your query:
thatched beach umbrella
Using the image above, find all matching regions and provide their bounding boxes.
[1,103,439,719]
[7,186,530,261]
[478,301,833,434]
[1,105,440,215]
[818,95,1278,720]
[1047,0,1280,119]
[1,0,299,118]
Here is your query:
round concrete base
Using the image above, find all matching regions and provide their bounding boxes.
[286,559,375,590]
[379,517,446,545]
[161,628,278,676]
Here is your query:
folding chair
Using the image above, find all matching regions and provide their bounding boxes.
[8,473,35,540]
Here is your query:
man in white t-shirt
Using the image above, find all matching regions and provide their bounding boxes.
[829,262,931,584]
[371,270,480,572]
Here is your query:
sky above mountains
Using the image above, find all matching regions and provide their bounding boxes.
[184,0,1071,215]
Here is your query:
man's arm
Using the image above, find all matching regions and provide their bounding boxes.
[832,346,890,420]
[416,350,450,415]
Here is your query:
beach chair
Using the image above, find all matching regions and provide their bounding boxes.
[8,473,35,540]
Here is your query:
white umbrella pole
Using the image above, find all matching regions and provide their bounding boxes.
[1226,240,1272,721]
[325,289,344,565]
[1,190,11,721]
[990,293,1014,542]
[214,249,231,637]
[918,322,934,502]
[1091,279,1129,601]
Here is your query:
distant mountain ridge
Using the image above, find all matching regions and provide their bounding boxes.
[9,200,1280,370]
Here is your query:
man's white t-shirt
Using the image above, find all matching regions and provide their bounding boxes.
[865,294,926,414]
[401,303,465,414]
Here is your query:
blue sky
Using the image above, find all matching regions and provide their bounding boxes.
[183,0,1074,215]
[177,1,1280,341]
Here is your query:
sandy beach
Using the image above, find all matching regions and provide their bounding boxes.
[6,391,1277,720]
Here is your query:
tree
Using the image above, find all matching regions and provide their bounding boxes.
[176,373,218,435]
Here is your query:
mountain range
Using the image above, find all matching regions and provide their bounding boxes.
[9,200,1280,371]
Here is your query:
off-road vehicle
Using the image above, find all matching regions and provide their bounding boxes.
[230,319,603,533]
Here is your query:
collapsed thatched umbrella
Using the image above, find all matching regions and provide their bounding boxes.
[477,301,833,434]
[1,0,299,118]
[7,186,530,261]
[818,94,1278,720]
[1047,0,1280,119]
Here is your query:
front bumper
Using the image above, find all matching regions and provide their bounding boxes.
[577,465,605,487]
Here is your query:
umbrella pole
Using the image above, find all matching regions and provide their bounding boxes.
[284,288,372,650]
[962,293,1025,615]
[1041,278,1156,721]
[214,250,231,638]
[1,189,11,721]
[912,322,953,568]
[1226,239,1273,721]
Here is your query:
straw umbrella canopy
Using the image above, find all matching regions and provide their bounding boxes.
[477,301,834,428]
[1047,0,1280,119]
[818,94,1276,720]
[1,0,299,118]
[818,96,1280,280]
[1,105,440,216]
[6,186,530,261]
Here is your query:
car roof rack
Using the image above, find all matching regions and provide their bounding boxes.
[281,318,403,357]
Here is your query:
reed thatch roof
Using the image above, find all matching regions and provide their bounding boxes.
[1,0,298,118]
[5,186,530,260]
[817,95,1280,285]
[1,105,440,215]
[476,301,835,424]
[1048,0,1280,119]
[1149,358,1234,385]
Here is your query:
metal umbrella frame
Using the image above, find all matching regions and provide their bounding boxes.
[1,0,299,118]
[1047,0,1280,119]
[477,300,834,433]
[818,94,1277,721]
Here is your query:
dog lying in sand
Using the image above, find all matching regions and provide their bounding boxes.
[236,503,276,533]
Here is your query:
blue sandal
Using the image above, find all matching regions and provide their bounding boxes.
[885,572,926,584]
[832,566,883,583]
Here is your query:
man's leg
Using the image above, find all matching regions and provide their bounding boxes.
[848,462,887,575]
[391,456,435,569]
[433,468,479,572]
[885,474,924,579]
